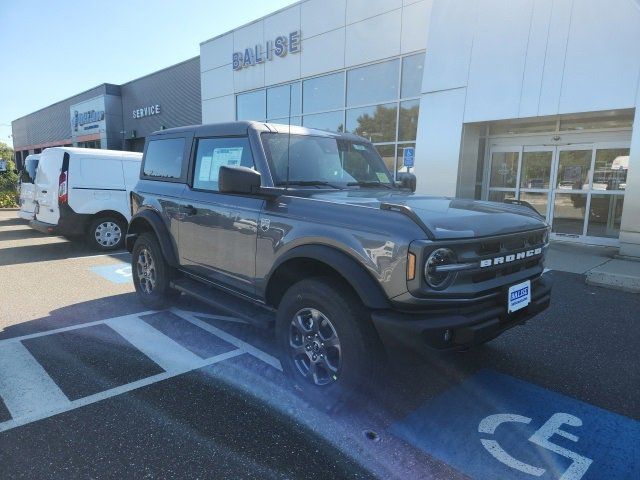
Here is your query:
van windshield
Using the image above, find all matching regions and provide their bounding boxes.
[261,133,394,188]
[20,158,39,184]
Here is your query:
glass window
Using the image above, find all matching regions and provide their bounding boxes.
[261,133,393,186]
[303,72,344,113]
[237,90,266,121]
[143,138,185,179]
[552,193,586,235]
[488,190,515,203]
[20,158,39,184]
[267,83,301,119]
[587,194,624,238]
[376,144,396,173]
[346,103,397,142]
[401,54,424,98]
[559,111,634,131]
[347,59,399,107]
[519,191,548,216]
[267,116,302,126]
[193,137,254,192]
[398,99,419,141]
[520,151,552,189]
[592,148,629,191]
[302,111,344,132]
[556,149,592,190]
[489,151,519,188]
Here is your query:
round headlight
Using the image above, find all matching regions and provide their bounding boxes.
[424,248,457,289]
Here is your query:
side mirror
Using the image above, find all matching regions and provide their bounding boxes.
[396,172,417,192]
[218,166,262,195]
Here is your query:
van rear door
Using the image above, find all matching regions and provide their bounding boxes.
[35,149,64,225]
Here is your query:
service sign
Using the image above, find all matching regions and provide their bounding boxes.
[70,96,106,136]
[133,104,161,119]
[233,30,301,70]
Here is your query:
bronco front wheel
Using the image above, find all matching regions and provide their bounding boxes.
[276,277,384,407]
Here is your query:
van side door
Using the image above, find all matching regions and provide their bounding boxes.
[177,136,263,296]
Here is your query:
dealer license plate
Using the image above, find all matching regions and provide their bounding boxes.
[508,280,531,313]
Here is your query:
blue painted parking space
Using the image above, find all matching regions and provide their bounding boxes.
[90,263,132,284]
[391,369,639,480]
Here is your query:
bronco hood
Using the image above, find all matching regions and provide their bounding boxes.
[308,190,548,240]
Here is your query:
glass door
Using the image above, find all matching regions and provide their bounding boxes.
[550,145,593,238]
[519,147,554,219]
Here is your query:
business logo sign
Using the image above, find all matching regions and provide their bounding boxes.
[70,96,107,135]
[72,109,105,132]
[133,104,161,119]
[232,30,301,71]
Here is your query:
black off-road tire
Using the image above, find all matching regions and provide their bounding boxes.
[131,232,179,309]
[276,277,384,409]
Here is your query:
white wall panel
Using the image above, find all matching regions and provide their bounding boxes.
[346,0,402,24]
[202,95,235,123]
[301,0,346,38]
[345,9,402,66]
[518,0,553,117]
[421,0,477,93]
[264,4,300,40]
[413,88,467,196]
[233,21,265,92]
[559,0,640,113]
[301,28,345,77]
[265,47,301,86]
[537,0,572,116]
[463,0,533,122]
[200,33,233,72]
[401,0,432,54]
[201,66,234,101]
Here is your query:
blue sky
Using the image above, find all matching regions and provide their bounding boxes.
[0,0,297,148]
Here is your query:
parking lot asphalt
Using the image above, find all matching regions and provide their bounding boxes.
[0,209,639,479]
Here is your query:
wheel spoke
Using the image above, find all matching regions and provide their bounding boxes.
[319,354,338,374]
[294,314,312,334]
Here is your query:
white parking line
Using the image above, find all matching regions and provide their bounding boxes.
[0,342,70,419]
[0,308,281,433]
[106,316,202,373]
[173,308,283,371]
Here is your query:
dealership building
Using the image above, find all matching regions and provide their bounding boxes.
[12,0,640,256]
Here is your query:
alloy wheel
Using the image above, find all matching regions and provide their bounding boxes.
[136,248,156,294]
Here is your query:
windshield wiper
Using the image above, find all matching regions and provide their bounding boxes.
[277,180,343,189]
[346,181,393,189]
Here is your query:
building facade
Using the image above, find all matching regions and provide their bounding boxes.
[12,57,201,166]
[12,0,640,255]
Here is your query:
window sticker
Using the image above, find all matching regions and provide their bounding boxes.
[209,147,244,181]
[198,156,212,181]
[377,172,389,182]
[353,144,366,151]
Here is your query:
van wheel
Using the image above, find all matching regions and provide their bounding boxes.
[276,277,384,409]
[132,232,178,309]
[88,217,125,251]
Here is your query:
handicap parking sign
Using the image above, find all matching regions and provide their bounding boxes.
[90,263,133,284]
[403,147,415,168]
[391,370,639,480]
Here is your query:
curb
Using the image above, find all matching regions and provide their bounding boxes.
[586,269,640,294]
[0,208,19,211]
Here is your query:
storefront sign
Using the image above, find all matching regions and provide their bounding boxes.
[70,96,107,137]
[233,30,301,71]
[133,104,161,119]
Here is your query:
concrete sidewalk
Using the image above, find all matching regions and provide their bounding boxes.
[546,241,640,293]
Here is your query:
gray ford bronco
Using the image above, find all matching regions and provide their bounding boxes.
[127,121,552,399]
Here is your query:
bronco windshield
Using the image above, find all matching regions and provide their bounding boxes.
[261,133,394,187]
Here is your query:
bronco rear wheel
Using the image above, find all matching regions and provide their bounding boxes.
[276,277,384,407]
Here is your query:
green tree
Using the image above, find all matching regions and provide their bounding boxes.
[0,142,18,207]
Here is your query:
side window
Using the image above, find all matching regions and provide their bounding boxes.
[143,138,186,179]
[193,137,254,191]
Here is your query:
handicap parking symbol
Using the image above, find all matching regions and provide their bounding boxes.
[90,263,133,284]
[391,370,639,480]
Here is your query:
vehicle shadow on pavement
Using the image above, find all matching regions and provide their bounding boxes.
[0,217,30,227]
[0,240,129,267]
[0,228,49,242]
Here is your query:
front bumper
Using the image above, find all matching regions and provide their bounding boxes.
[371,273,552,351]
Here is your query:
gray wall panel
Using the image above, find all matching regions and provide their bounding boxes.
[122,57,201,146]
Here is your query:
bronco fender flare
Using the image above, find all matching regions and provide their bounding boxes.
[125,209,179,267]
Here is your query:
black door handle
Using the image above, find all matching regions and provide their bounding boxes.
[183,204,197,216]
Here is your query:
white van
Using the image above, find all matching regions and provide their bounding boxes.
[31,147,142,251]
[17,154,41,220]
